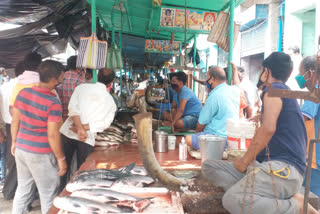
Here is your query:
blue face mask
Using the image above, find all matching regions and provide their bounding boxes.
[295,75,307,89]
[206,81,212,90]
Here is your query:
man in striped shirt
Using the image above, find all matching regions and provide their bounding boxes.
[11,60,67,214]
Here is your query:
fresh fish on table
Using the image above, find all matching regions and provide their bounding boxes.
[75,163,135,178]
[70,188,143,203]
[73,170,131,182]
[53,196,124,213]
[112,122,131,131]
[112,175,154,188]
[95,135,123,142]
[66,177,114,192]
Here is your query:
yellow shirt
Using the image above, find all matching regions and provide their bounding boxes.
[10,83,39,106]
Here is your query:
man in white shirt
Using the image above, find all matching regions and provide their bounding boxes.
[59,68,117,192]
[0,61,24,200]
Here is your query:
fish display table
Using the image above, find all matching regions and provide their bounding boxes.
[48,143,200,213]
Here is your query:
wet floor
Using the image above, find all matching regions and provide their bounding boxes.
[0,194,41,214]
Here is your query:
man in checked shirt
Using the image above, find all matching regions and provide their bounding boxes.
[56,55,86,121]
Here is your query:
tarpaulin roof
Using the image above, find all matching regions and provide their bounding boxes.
[0,0,93,68]
[0,0,246,69]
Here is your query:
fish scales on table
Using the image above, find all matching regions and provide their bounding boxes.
[53,196,124,213]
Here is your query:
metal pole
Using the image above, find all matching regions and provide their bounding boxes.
[193,34,197,92]
[228,0,235,85]
[303,139,320,214]
[119,32,123,97]
[277,0,285,52]
[91,0,97,83]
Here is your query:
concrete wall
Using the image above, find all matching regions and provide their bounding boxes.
[283,0,319,55]
[264,0,281,57]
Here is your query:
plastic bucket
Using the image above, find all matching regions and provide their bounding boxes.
[168,135,176,150]
[198,135,226,163]
[226,119,256,150]
[154,131,168,152]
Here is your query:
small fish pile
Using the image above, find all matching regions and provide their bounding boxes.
[95,122,132,147]
[55,163,153,213]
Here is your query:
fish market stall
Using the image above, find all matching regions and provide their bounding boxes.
[48,120,200,214]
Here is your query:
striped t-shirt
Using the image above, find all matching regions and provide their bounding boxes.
[14,86,62,153]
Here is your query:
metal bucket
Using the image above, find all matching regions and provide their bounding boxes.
[154,131,168,152]
[198,135,226,163]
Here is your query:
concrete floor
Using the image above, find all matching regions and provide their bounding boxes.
[0,194,41,214]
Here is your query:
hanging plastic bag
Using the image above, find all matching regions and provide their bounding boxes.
[76,34,108,69]
[106,43,123,69]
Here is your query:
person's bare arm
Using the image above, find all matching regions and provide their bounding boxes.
[195,122,205,133]
[303,116,310,121]
[47,121,67,176]
[9,106,13,116]
[234,92,282,172]
[245,106,253,118]
[10,107,20,156]
[171,101,177,112]
[193,76,206,86]
[172,99,187,126]
[71,115,88,142]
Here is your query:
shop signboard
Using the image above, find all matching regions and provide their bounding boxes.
[160,8,216,31]
[145,40,181,54]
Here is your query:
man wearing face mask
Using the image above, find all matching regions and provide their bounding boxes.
[162,72,202,132]
[185,66,240,150]
[298,56,320,205]
[202,52,317,214]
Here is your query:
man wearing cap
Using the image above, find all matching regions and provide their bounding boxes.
[202,52,317,214]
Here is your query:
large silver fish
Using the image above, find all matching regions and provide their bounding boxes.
[53,196,123,213]
[66,178,114,192]
[74,163,135,181]
[112,175,154,188]
[70,188,141,203]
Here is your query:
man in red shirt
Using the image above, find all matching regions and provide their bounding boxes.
[11,60,67,213]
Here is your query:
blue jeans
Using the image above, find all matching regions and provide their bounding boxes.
[0,141,6,180]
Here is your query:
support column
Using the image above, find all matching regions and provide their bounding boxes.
[193,34,197,92]
[91,0,97,83]
[264,0,281,57]
[119,32,123,97]
[227,0,235,85]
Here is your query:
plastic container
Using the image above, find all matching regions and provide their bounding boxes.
[154,131,168,153]
[168,135,176,150]
[226,119,256,150]
[198,135,226,163]
[179,137,187,161]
